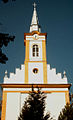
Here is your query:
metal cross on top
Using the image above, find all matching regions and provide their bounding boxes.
[33,2,37,8]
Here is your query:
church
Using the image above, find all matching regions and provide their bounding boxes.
[1,3,71,120]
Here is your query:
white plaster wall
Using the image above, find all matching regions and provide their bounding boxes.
[45,92,66,120]
[47,64,68,84]
[21,93,28,109]
[4,63,68,85]
[29,40,42,61]
[2,87,68,120]
[28,62,43,84]
[26,35,45,40]
[6,93,21,120]
[4,64,25,84]
[4,88,31,91]
[3,87,68,92]
[30,25,38,32]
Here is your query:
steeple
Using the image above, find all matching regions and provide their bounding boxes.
[30,2,41,33]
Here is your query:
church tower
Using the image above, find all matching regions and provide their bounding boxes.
[24,3,47,84]
[1,3,71,120]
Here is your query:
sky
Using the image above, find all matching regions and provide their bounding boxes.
[0,0,73,92]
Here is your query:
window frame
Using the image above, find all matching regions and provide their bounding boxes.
[32,44,39,57]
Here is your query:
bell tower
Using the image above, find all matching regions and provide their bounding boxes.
[24,3,47,84]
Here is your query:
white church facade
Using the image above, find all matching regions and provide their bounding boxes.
[1,3,71,120]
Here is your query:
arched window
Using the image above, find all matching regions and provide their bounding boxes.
[32,44,39,57]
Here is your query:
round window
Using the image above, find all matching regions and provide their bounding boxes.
[33,68,38,74]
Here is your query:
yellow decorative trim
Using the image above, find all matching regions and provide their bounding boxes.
[25,62,28,83]
[43,62,47,84]
[65,91,70,104]
[42,39,47,84]
[2,90,69,94]
[42,41,46,61]
[25,41,29,61]
[24,61,47,63]
[25,40,29,83]
[3,91,30,93]
[24,32,47,36]
[43,91,69,93]
[27,91,68,94]
[32,31,40,35]
[1,91,7,120]
[26,37,45,40]
[1,84,71,88]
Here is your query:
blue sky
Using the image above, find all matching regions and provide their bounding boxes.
[0,0,73,92]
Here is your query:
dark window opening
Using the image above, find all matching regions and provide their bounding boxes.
[33,68,38,74]
[32,44,39,57]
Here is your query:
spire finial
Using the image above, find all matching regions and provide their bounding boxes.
[5,70,8,78]
[63,70,66,78]
[33,2,37,8]
[30,2,41,32]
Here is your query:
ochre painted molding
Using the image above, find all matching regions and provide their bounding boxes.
[0,84,71,88]
[24,60,47,63]
[24,32,47,36]
[24,40,29,83]
[42,41,46,61]
[25,41,29,61]
[43,62,47,84]
[25,62,28,83]
[26,37,45,39]
[42,40,47,84]
[1,92,7,120]
[65,91,70,104]
[42,91,69,93]
[3,90,69,93]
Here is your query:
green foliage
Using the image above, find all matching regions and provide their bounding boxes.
[0,33,15,63]
[2,0,16,3]
[18,88,53,120]
[58,103,73,120]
